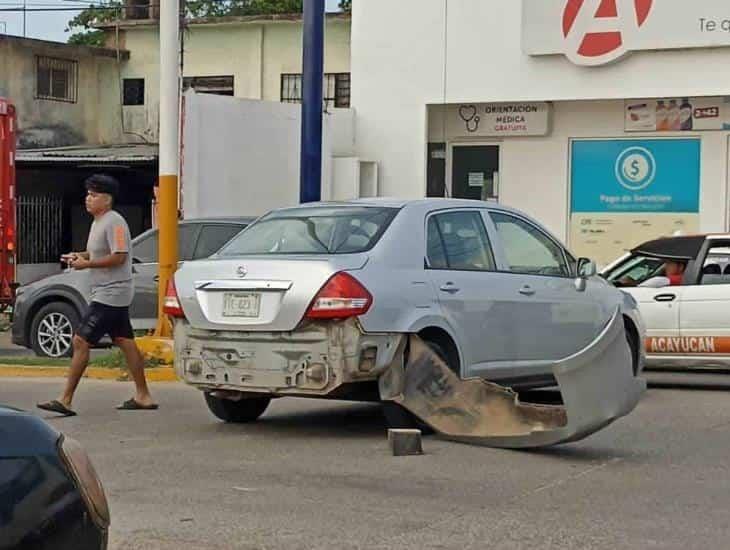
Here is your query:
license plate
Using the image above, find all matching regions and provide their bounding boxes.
[222,292,261,318]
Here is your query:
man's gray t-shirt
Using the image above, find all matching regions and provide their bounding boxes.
[87,210,134,307]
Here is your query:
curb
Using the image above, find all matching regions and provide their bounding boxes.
[0,365,179,382]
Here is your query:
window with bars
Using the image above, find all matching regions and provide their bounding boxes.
[36,56,77,103]
[183,76,234,96]
[281,73,351,109]
[123,78,145,106]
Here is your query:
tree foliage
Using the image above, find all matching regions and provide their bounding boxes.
[67,2,122,47]
[67,0,350,46]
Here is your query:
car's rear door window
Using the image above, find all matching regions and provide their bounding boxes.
[193,224,245,259]
[700,246,730,285]
[218,207,398,256]
[132,224,200,263]
[426,211,495,271]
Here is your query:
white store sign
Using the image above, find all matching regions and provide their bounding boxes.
[522,0,730,66]
[448,103,552,137]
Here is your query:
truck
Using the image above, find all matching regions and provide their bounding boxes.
[0,98,18,311]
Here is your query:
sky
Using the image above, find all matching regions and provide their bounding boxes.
[0,0,342,43]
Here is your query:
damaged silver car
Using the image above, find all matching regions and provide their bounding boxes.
[168,199,646,448]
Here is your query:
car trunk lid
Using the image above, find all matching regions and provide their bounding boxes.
[173,255,369,332]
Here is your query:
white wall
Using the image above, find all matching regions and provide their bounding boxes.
[181,92,356,219]
[351,0,730,236]
[112,17,351,142]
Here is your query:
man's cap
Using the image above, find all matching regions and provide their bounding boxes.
[85,174,119,198]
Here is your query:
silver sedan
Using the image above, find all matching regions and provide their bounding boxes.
[169,199,645,445]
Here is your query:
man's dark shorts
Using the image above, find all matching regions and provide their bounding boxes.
[76,302,134,345]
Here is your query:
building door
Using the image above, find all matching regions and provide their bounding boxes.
[450,144,499,201]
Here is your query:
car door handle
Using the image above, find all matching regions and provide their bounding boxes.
[519,285,536,296]
[439,283,460,294]
[654,293,676,302]
[153,275,160,283]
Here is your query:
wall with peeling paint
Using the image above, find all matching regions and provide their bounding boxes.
[0,36,123,149]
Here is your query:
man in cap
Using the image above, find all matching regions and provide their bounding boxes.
[38,174,157,416]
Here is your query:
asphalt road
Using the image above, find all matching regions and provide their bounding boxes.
[2,376,729,550]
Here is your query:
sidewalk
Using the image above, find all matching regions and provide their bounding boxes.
[0,330,178,382]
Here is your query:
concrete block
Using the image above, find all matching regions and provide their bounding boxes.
[388,429,423,456]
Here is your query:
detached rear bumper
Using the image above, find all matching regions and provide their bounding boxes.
[380,307,645,448]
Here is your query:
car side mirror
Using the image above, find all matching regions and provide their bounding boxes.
[577,258,597,278]
[575,258,597,292]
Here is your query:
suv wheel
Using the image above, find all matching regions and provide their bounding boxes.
[204,392,271,423]
[30,303,79,358]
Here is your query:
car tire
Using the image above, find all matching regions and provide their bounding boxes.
[30,302,80,359]
[626,326,639,376]
[381,340,452,434]
[204,392,271,423]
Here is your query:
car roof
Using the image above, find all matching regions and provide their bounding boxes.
[632,235,709,260]
[270,198,521,213]
[180,216,256,224]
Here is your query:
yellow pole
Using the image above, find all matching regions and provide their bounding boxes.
[154,175,178,337]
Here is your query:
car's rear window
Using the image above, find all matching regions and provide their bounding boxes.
[218,206,399,256]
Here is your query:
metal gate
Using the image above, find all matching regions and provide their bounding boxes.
[16,196,63,264]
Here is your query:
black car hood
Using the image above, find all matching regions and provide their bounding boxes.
[0,406,61,457]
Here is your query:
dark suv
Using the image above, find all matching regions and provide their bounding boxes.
[12,217,253,358]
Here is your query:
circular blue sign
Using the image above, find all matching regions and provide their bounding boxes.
[614,146,656,191]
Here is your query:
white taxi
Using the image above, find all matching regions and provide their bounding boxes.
[602,234,730,369]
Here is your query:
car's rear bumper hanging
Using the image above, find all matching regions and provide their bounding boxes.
[379,307,645,448]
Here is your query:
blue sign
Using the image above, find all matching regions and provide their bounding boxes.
[571,139,701,213]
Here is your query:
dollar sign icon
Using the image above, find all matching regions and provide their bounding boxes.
[616,148,655,191]
[630,159,641,178]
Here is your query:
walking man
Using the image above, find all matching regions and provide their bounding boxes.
[38,174,158,416]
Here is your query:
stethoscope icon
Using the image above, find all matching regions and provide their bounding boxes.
[458,105,480,133]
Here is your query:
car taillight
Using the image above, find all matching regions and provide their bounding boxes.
[305,272,372,319]
[163,278,185,318]
[58,435,110,529]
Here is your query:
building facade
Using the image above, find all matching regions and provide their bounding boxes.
[101,13,352,142]
[351,0,730,266]
[0,35,124,149]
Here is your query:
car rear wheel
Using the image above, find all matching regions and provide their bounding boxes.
[204,392,271,423]
[30,302,79,358]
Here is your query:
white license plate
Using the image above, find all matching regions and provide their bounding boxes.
[222,292,261,318]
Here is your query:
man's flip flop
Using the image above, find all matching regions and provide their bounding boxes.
[37,400,77,417]
[116,399,159,411]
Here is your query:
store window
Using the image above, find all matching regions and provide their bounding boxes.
[450,144,499,201]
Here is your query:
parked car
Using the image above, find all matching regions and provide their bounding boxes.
[166,199,645,426]
[602,233,730,370]
[0,405,109,549]
[12,217,254,358]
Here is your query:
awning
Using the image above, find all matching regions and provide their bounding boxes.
[16,144,158,165]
